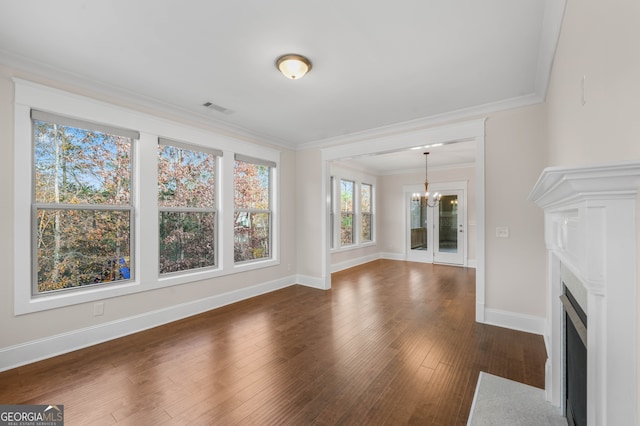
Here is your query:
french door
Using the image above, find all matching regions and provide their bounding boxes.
[406,187,465,265]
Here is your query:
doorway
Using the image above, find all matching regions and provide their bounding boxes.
[320,118,485,321]
[406,183,466,266]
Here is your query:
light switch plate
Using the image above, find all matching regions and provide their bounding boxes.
[496,227,510,238]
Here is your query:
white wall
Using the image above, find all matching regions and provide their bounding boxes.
[0,66,298,367]
[546,0,640,166]
[295,148,326,286]
[483,104,547,319]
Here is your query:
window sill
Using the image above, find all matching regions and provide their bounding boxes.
[331,241,376,254]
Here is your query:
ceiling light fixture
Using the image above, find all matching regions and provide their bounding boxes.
[276,54,312,80]
[412,152,441,208]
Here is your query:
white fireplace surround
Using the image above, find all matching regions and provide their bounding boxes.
[529,162,640,426]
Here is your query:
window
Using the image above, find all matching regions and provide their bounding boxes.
[16,81,281,314]
[330,176,336,249]
[340,179,355,245]
[361,183,373,242]
[32,110,137,294]
[330,174,375,250]
[234,155,274,263]
[158,139,220,274]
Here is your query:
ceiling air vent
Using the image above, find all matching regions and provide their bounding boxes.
[202,101,234,115]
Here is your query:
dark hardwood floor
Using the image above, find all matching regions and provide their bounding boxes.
[0,260,546,425]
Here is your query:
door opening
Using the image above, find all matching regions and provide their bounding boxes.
[406,184,466,266]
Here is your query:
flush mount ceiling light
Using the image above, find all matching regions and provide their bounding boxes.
[276,54,312,80]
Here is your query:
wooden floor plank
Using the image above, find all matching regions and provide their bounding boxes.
[0,260,546,425]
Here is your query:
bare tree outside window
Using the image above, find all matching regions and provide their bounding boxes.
[340,179,354,245]
[234,158,272,262]
[158,141,218,274]
[33,116,134,293]
[361,183,372,242]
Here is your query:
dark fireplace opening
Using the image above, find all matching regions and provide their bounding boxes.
[562,285,587,426]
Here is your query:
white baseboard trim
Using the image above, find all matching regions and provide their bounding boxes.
[380,252,405,261]
[330,253,380,273]
[0,275,297,372]
[476,302,485,322]
[482,308,545,336]
[296,274,330,290]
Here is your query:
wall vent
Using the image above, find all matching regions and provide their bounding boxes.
[202,102,233,115]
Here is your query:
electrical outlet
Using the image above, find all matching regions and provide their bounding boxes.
[93,302,105,316]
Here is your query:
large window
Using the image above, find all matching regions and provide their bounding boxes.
[158,139,220,274]
[340,179,355,245]
[234,155,274,263]
[16,81,281,314]
[32,110,136,294]
[361,183,373,242]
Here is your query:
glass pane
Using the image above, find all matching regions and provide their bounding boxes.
[341,213,353,245]
[361,184,371,213]
[340,180,354,212]
[158,144,215,208]
[410,196,428,250]
[37,209,131,292]
[439,195,458,253]
[159,211,216,274]
[362,213,372,242]
[34,120,132,205]
[234,211,270,262]
[234,161,270,209]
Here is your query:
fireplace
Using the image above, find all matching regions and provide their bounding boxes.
[562,284,586,426]
[529,162,639,425]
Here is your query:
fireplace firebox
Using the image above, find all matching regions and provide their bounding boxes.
[562,285,586,426]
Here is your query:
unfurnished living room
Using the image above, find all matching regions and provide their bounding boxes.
[0,1,638,425]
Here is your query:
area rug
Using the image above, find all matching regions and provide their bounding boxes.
[467,372,567,426]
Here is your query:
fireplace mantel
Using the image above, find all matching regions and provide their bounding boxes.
[529,161,640,426]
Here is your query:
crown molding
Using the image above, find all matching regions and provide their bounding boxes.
[0,50,293,150]
[299,92,540,151]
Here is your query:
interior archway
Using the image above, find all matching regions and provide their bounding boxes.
[320,118,486,322]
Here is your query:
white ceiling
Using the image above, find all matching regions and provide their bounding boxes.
[0,0,563,170]
[337,140,477,175]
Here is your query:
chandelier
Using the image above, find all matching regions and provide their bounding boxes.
[412,152,441,208]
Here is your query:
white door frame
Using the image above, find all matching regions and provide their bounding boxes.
[404,181,468,266]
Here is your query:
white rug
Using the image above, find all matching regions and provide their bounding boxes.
[467,372,567,426]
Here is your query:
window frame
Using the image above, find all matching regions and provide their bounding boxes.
[30,110,137,296]
[14,79,280,315]
[339,179,355,247]
[233,154,275,264]
[330,172,376,252]
[360,182,373,243]
[157,138,221,276]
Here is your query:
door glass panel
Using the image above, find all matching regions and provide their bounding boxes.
[410,196,428,250]
[438,195,458,253]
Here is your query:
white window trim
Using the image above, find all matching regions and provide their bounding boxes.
[157,138,220,275]
[360,182,374,243]
[233,155,276,265]
[13,78,280,314]
[330,170,376,253]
